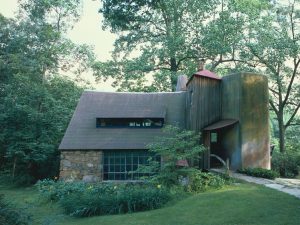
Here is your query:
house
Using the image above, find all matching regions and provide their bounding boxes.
[59,69,270,182]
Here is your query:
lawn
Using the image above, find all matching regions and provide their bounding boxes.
[1,182,300,225]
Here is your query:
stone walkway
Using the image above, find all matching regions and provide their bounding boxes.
[211,169,300,199]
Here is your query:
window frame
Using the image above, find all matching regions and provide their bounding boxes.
[103,150,158,181]
[96,118,164,128]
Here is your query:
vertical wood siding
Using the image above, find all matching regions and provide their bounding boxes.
[186,76,221,133]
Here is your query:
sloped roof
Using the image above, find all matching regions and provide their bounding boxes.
[204,119,238,131]
[59,91,186,150]
[193,70,221,80]
[186,69,221,86]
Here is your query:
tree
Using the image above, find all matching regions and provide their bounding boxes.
[0,0,94,182]
[95,0,224,91]
[139,125,206,187]
[95,0,269,91]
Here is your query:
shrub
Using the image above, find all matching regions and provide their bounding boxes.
[0,194,31,225]
[36,179,84,201]
[59,184,171,217]
[186,171,228,193]
[237,167,279,180]
[37,181,171,217]
[271,152,300,178]
[139,125,206,188]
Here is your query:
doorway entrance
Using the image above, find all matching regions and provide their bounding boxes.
[202,119,238,169]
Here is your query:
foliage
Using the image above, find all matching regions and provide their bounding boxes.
[285,122,300,154]
[0,194,31,225]
[96,0,236,91]
[36,179,87,201]
[186,170,228,193]
[237,167,279,180]
[0,0,93,183]
[139,125,206,187]
[0,75,83,183]
[271,152,300,178]
[37,180,171,217]
[60,185,170,217]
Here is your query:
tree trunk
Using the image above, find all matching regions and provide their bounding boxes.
[170,57,178,91]
[278,112,286,153]
[277,114,286,176]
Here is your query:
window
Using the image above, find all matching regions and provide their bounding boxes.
[96,118,164,128]
[103,150,158,180]
[211,133,217,143]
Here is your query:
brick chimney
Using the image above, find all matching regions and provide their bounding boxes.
[176,75,188,91]
[198,59,205,71]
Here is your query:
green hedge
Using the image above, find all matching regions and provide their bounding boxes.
[237,168,279,180]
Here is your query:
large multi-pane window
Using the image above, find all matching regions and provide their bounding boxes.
[96,118,164,128]
[103,150,157,180]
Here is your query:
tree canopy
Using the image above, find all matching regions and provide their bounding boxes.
[0,0,94,183]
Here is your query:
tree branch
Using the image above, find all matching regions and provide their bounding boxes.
[269,99,279,116]
[269,87,279,96]
[285,102,300,128]
[283,58,300,105]
[176,56,198,68]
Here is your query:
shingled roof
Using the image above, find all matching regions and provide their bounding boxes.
[59,91,186,150]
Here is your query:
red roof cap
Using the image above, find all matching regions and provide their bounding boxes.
[193,70,221,80]
[176,159,189,167]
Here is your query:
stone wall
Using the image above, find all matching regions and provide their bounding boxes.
[59,150,103,182]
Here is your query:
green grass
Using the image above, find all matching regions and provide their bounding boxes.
[1,182,299,225]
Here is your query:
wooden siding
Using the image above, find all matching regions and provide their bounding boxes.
[186,76,221,133]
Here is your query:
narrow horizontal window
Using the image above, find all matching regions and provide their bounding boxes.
[96,118,164,128]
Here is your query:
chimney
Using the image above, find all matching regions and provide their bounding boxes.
[176,75,188,91]
[198,59,205,71]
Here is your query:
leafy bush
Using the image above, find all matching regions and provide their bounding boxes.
[36,179,87,201]
[0,194,31,225]
[237,167,279,180]
[271,152,300,178]
[139,125,206,188]
[60,185,170,217]
[186,170,228,193]
[37,181,171,217]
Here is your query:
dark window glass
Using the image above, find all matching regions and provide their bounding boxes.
[133,156,138,164]
[126,165,132,171]
[109,157,114,164]
[108,173,114,180]
[109,165,114,172]
[103,150,158,180]
[211,133,217,143]
[96,118,164,128]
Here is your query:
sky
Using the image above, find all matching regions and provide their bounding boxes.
[0,0,116,91]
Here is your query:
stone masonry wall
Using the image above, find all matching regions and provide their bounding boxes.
[60,150,103,182]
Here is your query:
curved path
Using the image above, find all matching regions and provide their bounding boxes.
[211,169,300,199]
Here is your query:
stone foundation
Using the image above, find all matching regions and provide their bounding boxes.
[59,150,103,182]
